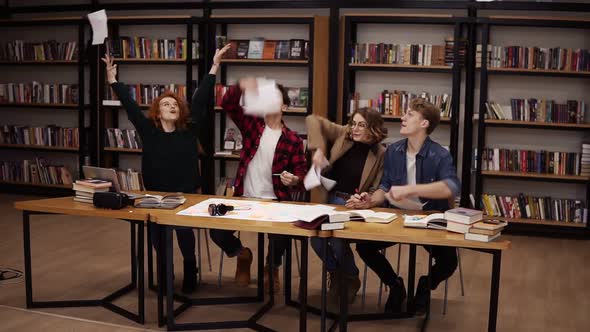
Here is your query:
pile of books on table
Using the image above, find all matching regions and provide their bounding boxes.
[444,207,506,242]
[72,179,112,203]
[465,220,507,242]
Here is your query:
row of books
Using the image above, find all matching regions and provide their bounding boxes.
[214,83,309,109]
[481,193,588,224]
[217,37,309,60]
[581,143,590,177]
[485,99,588,124]
[118,168,144,191]
[1,40,78,61]
[349,91,452,117]
[477,45,590,72]
[105,128,142,150]
[0,125,79,148]
[481,147,584,176]
[0,82,79,105]
[0,158,73,185]
[105,83,187,105]
[349,39,466,66]
[106,37,199,60]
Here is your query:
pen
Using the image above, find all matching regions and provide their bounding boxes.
[272,173,283,176]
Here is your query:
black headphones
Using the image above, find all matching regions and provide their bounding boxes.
[208,203,235,216]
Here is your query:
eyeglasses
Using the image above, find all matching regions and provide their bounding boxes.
[208,203,235,216]
[351,121,368,129]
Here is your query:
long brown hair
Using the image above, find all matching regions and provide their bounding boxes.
[148,91,190,130]
[347,107,387,144]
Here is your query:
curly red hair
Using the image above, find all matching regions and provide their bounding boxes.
[148,91,190,130]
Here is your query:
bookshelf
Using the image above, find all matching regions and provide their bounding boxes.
[206,15,329,193]
[0,17,87,195]
[340,14,470,165]
[472,16,590,235]
[97,16,206,180]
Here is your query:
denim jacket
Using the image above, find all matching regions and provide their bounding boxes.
[379,137,460,211]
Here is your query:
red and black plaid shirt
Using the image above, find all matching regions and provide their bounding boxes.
[222,84,307,201]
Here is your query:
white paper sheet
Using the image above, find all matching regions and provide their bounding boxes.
[388,195,427,210]
[303,166,336,191]
[242,78,283,116]
[176,198,335,223]
[88,10,108,45]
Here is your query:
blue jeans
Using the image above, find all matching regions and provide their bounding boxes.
[310,195,359,276]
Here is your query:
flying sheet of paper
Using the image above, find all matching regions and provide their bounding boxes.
[242,78,283,116]
[303,166,336,191]
[88,10,108,45]
[387,195,427,211]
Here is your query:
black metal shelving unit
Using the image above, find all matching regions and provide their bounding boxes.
[96,16,206,180]
[208,15,318,192]
[0,17,88,195]
[341,14,471,168]
[470,16,590,236]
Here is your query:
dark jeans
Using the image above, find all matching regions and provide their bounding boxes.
[150,223,196,264]
[310,194,359,276]
[209,229,289,268]
[356,241,457,289]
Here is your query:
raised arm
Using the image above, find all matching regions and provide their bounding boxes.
[190,44,232,132]
[102,54,153,134]
[221,81,252,133]
[305,114,347,156]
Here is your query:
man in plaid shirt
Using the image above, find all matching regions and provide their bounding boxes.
[209,78,307,293]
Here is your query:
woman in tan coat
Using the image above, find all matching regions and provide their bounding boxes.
[306,107,387,305]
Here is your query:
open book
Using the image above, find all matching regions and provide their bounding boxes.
[403,213,447,230]
[346,210,398,223]
[134,193,186,209]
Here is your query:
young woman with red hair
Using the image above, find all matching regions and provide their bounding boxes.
[102,45,230,293]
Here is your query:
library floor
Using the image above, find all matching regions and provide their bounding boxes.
[1,193,589,332]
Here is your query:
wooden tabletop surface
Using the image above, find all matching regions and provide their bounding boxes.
[13,194,511,250]
[13,196,150,222]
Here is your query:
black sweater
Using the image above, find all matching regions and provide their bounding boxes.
[328,141,371,195]
[111,74,215,193]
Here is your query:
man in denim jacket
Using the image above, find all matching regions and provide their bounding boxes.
[347,98,460,315]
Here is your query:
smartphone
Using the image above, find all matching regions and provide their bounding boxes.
[483,219,502,225]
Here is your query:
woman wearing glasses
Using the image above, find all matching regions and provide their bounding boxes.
[102,45,231,294]
[305,107,387,306]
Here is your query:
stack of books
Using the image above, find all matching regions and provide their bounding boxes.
[72,179,112,203]
[465,220,507,242]
[444,207,484,234]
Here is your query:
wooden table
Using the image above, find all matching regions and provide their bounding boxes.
[327,211,511,332]
[149,194,321,331]
[13,197,150,324]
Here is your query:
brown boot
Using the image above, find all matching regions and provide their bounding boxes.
[345,274,361,304]
[235,247,252,287]
[263,265,280,294]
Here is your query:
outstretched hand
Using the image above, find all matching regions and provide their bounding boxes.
[312,149,329,170]
[213,44,231,65]
[209,44,231,75]
[101,53,117,84]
